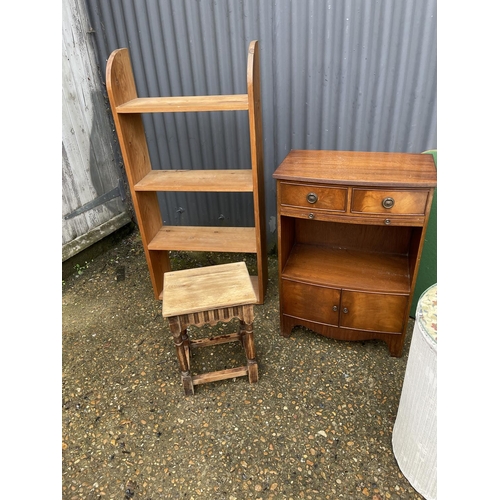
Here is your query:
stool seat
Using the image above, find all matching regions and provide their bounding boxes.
[162,262,259,395]
[162,262,257,316]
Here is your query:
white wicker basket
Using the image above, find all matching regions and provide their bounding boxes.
[392,283,437,499]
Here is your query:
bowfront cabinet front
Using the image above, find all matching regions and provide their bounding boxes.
[273,150,437,357]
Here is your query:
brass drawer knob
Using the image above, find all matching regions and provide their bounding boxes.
[308,213,315,219]
[307,192,318,204]
[382,197,395,209]
[342,307,349,314]
[332,305,338,312]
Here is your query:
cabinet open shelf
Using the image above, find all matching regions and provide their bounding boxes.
[106,41,267,303]
[282,243,411,295]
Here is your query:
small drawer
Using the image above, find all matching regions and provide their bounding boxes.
[280,183,347,212]
[351,189,428,215]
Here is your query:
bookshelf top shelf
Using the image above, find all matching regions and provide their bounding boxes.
[116,95,249,113]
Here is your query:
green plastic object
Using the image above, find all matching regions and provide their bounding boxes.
[410,150,437,317]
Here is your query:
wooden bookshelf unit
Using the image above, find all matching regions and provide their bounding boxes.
[273,150,436,357]
[106,41,267,303]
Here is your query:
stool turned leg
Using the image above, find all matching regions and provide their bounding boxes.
[242,322,258,383]
[238,320,245,347]
[168,318,194,395]
[181,330,191,370]
[240,320,258,384]
[240,305,258,384]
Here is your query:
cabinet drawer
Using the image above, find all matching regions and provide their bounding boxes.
[340,291,407,333]
[282,279,340,325]
[351,189,428,215]
[280,183,347,212]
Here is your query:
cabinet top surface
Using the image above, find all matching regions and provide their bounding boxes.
[273,150,437,187]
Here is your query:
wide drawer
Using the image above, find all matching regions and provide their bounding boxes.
[280,183,347,212]
[351,189,429,215]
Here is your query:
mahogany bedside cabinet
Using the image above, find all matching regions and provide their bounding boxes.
[272,150,437,357]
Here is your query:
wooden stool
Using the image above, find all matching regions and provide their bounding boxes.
[162,262,259,395]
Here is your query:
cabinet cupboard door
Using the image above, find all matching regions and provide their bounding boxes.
[282,280,340,325]
[340,291,407,333]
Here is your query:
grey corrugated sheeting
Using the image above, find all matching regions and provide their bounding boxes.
[85,0,436,249]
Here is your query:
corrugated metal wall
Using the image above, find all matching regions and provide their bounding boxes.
[85,0,436,248]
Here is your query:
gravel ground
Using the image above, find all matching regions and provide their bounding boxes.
[62,227,424,500]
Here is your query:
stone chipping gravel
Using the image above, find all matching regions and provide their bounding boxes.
[62,228,424,500]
